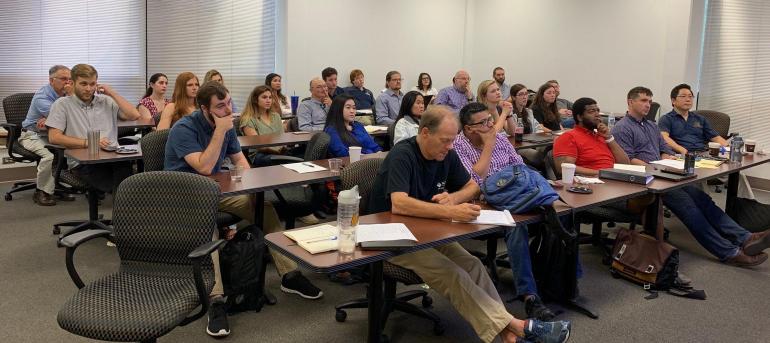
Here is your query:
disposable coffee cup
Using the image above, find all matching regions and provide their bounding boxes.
[708,142,721,157]
[745,139,756,154]
[561,163,576,185]
[349,146,362,163]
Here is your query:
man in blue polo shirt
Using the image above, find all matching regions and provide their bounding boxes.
[613,86,770,268]
[165,81,323,338]
[658,83,728,154]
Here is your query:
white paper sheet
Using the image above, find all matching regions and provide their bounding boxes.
[650,159,685,169]
[283,162,328,173]
[364,125,389,133]
[356,223,417,244]
[574,176,604,184]
[459,210,516,226]
[357,109,374,114]
[613,164,646,173]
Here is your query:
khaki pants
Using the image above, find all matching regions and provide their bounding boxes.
[209,194,298,297]
[389,242,513,343]
[18,131,55,194]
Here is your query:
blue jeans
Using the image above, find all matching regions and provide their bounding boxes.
[662,185,751,261]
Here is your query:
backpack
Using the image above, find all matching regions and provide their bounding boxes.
[219,226,267,313]
[529,209,579,303]
[610,228,706,300]
[482,164,559,214]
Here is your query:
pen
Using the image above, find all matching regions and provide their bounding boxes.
[304,236,337,243]
[302,162,316,168]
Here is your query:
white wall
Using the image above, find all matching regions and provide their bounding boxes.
[282,0,699,114]
[283,0,468,98]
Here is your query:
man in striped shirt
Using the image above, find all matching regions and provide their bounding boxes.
[454,102,556,321]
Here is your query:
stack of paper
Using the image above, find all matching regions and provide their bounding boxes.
[696,159,723,169]
[283,162,327,173]
[364,125,389,133]
[283,224,339,254]
[651,159,685,169]
[356,223,418,250]
[613,164,646,173]
[574,176,604,184]
[455,210,516,226]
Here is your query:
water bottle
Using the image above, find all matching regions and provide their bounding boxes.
[87,130,100,156]
[337,185,360,255]
[514,117,524,142]
[730,134,744,163]
[607,115,616,131]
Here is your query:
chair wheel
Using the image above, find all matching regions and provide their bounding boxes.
[421,295,433,308]
[433,323,445,335]
[52,226,61,235]
[4,194,11,201]
[335,309,347,322]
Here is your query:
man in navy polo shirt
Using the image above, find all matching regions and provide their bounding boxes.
[658,83,728,154]
[165,81,323,338]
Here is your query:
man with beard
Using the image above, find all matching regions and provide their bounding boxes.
[47,64,140,195]
[493,67,511,103]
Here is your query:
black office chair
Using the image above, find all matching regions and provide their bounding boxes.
[2,93,38,200]
[57,171,223,343]
[646,101,661,122]
[386,120,397,150]
[140,129,241,229]
[334,158,443,336]
[695,110,732,192]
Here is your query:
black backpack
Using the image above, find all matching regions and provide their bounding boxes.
[219,226,267,313]
[529,206,579,302]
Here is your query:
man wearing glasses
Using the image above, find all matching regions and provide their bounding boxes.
[18,65,73,206]
[658,83,728,154]
[374,70,404,125]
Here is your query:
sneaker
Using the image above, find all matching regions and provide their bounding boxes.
[281,270,323,299]
[524,319,571,343]
[298,214,320,225]
[524,295,556,321]
[206,301,230,337]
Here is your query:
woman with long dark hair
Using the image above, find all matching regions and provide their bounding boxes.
[265,73,291,116]
[511,84,545,169]
[393,91,425,144]
[157,72,199,130]
[324,94,382,157]
[137,73,170,123]
[530,83,562,132]
[413,72,437,98]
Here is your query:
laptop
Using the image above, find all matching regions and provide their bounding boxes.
[649,169,698,182]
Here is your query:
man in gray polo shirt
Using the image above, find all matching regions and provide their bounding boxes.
[297,78,331,131]
[47,63,140,194]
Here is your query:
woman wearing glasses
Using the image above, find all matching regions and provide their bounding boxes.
[510,84,545,169]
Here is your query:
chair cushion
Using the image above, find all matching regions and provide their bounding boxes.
[11,142,41,162]
[57,262,213,342]
[384,261,424,285]
[216,211,242,228]
[578,203,639,224]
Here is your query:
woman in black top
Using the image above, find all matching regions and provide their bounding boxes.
[530,83,563,132]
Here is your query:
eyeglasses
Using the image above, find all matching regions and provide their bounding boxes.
[467,115,494,127]
[515,92,528,97]
[676,95,694,99]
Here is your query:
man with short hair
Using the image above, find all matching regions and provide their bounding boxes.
[435,70,473,114]
[374,70,404,125]
[165,81,323,337]
[453,102,556,321]
[322,67,344,99]
[344,69,375,110]
[612,86,770,267]
[368,105,571,343]
[19,65,73,206]
[658,83,728,154]
[47,64,140,194]
[493,67,511,102]
[297,78,331,131]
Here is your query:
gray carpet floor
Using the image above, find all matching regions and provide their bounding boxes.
[1,181,769,343]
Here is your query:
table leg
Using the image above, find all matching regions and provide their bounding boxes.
[57,188,112,245]
[368,261,384,343]
[252,191,277,306]
[643,194,663,236]
[726,172,739,217]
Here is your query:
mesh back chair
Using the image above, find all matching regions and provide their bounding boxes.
[694,110,731,139]
[57,171,223,343]
[386,120,397,150]
[646,101,661,122]
[334,158,444,336]
[2,93,39,200]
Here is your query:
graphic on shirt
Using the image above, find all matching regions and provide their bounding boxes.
[436,181,446,193]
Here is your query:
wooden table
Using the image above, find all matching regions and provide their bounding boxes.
[265,211,543,343]
[117,116,155,130]
[237,132,317,149]
[557,179,649,212]
[510,132,555,150]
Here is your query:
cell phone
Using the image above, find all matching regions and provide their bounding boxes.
[567,186,593,194]
[662,167,689,176]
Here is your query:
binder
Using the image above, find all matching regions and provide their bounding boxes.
[599,168,654,185]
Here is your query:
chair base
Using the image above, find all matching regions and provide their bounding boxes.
[4,181,36,201]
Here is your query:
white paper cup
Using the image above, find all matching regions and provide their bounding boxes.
[708,142,721,157]
[561,163,576,185]
[349,146,362,162]
[745,139,756,154]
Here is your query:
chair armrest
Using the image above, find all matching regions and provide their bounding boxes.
[45,143,66,151]
[118,136,140,145]
[0,122,18,130]
[59,229,113,248]
[188,239,226,260]
[268,155,303,165]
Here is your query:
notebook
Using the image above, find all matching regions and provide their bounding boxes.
[283,224,339,254]
[356,223,418,250]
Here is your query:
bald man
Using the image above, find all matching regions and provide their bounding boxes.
[435,70,473,114]
[297,78,331,131]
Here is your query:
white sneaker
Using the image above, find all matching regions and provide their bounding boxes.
[298,214,319,224]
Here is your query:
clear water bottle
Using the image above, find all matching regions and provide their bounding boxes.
[607,114,616,131]
[337,185,360,255]
[730,134,744,163]
[514,117,524,142]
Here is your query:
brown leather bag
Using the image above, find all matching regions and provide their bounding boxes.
[610,228,678,289]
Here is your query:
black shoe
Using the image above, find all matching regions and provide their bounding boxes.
[525,295,556,321]
[281,270,323,299]
[33,189,56,206]
[206,301,230,337]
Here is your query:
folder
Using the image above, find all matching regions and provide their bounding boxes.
[599,168,654,185]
